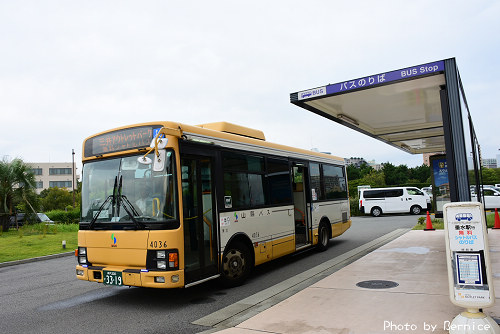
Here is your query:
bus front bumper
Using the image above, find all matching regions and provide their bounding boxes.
[76,265,184,288]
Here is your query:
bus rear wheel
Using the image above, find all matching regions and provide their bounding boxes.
[221,241,252,287]
[316,223,330,252]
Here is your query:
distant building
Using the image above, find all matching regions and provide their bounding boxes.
[29,162,79,194]
[366,159,383,171]
[344,157,367,167]
[343,157,382,170]
[482,158,497,169]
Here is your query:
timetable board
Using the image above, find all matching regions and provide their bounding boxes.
[444,202,494,308]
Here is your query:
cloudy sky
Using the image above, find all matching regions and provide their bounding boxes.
[1,0,499,172]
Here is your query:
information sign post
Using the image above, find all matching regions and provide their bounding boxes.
[444,202,499,332]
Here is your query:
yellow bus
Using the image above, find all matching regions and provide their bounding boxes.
[76,121,351,288]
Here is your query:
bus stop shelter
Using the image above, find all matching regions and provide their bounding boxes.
[290,58,482,210]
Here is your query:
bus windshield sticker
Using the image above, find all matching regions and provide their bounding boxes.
[224,196,232,209]
[93,210,109,219]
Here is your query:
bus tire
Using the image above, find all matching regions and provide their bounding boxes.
[316,222,330,252]
[371,207,382,217]
[221,241,252,287]
[410,205,422,215]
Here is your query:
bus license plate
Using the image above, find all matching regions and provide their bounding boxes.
[103,270,123,286]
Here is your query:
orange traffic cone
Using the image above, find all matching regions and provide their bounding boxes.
[424,211,435,231]
[493,208,500,229]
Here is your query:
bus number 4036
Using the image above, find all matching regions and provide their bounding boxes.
[150,241,167,248]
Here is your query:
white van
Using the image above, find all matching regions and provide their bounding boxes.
[359,187,431,217]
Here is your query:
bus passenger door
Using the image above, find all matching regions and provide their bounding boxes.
[292,163,309,247]
[181,154,218,285]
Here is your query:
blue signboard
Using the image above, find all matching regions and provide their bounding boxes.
[431,155,451,214]
[326,60,444,95]
[296,60,445,100]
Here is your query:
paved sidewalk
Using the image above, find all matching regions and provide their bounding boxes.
[210,230,500,334]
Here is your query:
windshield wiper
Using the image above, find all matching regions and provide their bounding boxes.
[88,175,146,230]
[116,176,145,230]
[88,195,113,229]
[89,176,118,229]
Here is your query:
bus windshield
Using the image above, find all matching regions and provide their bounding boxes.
[81,150,178,229]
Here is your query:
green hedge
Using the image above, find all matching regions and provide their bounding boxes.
[45,208,81,224]
[350,196,361,216]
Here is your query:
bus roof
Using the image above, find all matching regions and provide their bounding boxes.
[82,121,344,163]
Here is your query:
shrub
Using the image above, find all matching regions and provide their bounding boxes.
[417,216,443,225]
[46,208,80,224]
[350,196,361,216]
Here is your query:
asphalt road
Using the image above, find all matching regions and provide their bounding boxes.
[0,214,420,334]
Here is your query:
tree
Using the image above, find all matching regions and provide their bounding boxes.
[481,168,498,185]
[382,163,410,186]
[0,158,37,231]
[39,187,74,211]
[346,162,374,181]
[408,164,431,184]
[348,170,386,197]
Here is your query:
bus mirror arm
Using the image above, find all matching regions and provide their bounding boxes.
[138,126,182,166]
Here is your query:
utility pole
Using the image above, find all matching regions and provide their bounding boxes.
[72,149,76,208]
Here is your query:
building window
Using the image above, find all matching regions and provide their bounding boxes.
[36,181,43,188]
[49,168,72,175]
[32,168,43,175]
[49,181,72,188]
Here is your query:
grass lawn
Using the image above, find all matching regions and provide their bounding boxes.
[413,212,497,230]
[0,223,78,263]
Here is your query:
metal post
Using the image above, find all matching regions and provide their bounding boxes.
[72,149,76,208]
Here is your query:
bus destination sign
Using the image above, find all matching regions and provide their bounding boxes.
[84,126,160,157]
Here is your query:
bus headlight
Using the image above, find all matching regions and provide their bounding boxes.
[157,261,167,270]
[77,247,89,265]
[147,249,179,271]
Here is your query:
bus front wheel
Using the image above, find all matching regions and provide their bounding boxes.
[221,241,252,287]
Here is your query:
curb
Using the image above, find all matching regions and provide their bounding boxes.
[0,251,75,268]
